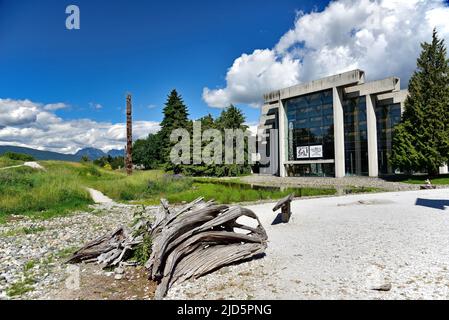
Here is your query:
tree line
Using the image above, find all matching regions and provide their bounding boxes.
[391,30,449,176]
[133,90,252,177]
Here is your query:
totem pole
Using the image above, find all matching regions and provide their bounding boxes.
[125,94,133,175]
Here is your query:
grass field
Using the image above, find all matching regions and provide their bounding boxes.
[0,157,341,222]
[1,156,389,223]
[0,157,22,168]
[0,161,95,223]
[393,174,449,185]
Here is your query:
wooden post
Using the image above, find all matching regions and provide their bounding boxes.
[126,94,133,175]
[273,193,294,223]
[281,202,291,223]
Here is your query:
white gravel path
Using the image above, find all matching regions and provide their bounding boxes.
[167,188,449,300]
[0,162,45,171]
[86,188,114,204]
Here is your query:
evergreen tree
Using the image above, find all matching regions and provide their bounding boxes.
[159,90,190,164]
[133,134,163,169]
[391,29,449,175]
[217,105,251,176]
[216,104,248,130]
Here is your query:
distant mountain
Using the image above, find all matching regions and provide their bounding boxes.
[0,146,78,161]
[75,148,107,160]
[107,149,124,158]
[0,146,125,161]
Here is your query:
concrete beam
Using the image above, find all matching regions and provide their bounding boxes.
[344,77,400,97]
[333,87,345,178]
[260,114,276,123]
[278,69,365,100]
[376,89,408,104]
[261,103,279,115]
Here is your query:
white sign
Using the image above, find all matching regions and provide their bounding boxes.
[297,146,309,159]
[310,145,323,158]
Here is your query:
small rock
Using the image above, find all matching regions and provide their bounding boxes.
[370,283,392,292]
[115,267,125,275]
[114,274,124,280]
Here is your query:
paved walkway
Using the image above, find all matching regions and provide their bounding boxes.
[168,188,449,300]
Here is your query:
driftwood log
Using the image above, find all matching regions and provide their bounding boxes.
[67,198,268,298]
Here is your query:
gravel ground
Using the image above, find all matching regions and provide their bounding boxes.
[0,203,143,300]
[167,188,449,300]
[237,175,424,192]
[2,187,449,300]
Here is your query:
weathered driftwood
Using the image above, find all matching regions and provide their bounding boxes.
[273,193,294,223]
[67,197,268,298]
[67,227,128,264]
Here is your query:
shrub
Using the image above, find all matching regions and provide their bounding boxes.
[3,152,35,161]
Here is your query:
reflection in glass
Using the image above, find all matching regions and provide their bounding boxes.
[376,102,401,174]
[344,96,368,176]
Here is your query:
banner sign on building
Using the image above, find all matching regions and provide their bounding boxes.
[310,145,323,158]
[297,145,323,159]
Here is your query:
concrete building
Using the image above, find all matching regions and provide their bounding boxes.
[258,69,409,178]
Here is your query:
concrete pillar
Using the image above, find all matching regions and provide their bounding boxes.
[278,100,287,177]
[366,94,379,177]
[333,87,345,178]
[354,106,362,175]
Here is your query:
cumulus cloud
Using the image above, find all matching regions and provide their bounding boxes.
[203,0,449,108]
[0,98,160,154]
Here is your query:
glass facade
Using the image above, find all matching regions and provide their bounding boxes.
[286,163,335,177]
[376,102,402,174]
[344,96,368,176]
[279,84,404,178]
[285,89,335,177]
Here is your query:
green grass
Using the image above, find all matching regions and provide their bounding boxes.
[0,156,22,168]
[55,246,79,260]
[398,174,449,185]
[0,162,99,222]
[0,158,382,223]
[6,259,37,297]
[6,276,35,297]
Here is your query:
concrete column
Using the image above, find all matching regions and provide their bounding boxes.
[333,87,345,178]
[366,94,379,177]
[278,100,287,177]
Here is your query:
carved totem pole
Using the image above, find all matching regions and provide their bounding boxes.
[125,94,133,175]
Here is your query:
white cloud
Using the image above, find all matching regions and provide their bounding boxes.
[203,0,449,108]
[0,98,160,154]
[43,103,68,111]
[89,102,103,110]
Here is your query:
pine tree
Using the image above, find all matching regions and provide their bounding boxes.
[391,29,449,175]
[159,90,190,164]
[216,104,248,130]
[216,105,251,176]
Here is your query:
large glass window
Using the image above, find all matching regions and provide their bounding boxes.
[376,102,401,174]
[344,96,368,176]
[285,89,334,162]
[286,163,335,177]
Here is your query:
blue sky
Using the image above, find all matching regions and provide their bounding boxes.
[1,0,448,153]
[0,0,324,124]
